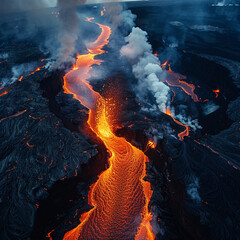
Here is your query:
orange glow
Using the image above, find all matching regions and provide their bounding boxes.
[165,108,171,116]
[0,90,8,97]
[194,140,219,155]
[29,65,45,76]
[163,76,199,102]
[161,61,168,68]
[63,19,154,240]
[26,141,35,148]
[165,108,190,141]
[147,140,156,149]
[154,52,158,56]
[18,76,23,82]
[46,229,54,240]
[101,6,106,16]
[161,61,199,102]
[0,110,27,124]
[213,89,220,98]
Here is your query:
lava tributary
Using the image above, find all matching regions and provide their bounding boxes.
[63,18,155,240]
[165,108,190,141]
[161,61,199,102]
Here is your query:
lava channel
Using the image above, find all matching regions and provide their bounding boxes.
[63,18,155,240]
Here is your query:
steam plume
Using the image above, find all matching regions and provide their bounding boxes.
[121,27,170,113]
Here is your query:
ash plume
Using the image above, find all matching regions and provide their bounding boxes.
[121,27,170,113]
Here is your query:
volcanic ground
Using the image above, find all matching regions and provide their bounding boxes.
[0,1,240,240]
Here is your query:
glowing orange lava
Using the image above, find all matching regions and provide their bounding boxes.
[165,108,190,141]
[63,18,154,240]
[213,89,220,98]
[161,61,199,102]
[18,76,23,82]
[161,61,168,68]
[0,110,27,124]
[46,229,54,240]
[0,90,9,97]
[146,140,156,149]
[29,65,45,76]
[101,6,106,16]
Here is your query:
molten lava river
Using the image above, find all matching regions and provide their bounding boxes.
[62,18,155,240]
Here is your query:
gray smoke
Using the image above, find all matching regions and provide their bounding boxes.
[1,62,38,86]
[51,0,87,69]
[0,0,88,70]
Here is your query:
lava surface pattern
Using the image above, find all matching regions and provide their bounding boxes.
[62,18,154,240]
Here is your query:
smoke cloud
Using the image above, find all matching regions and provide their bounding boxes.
[121,27,170,113]
[202,101,220,116]
[0,62,41,87]
[51,0,87,69]
[186,177,201,203]
[0,0,88,70]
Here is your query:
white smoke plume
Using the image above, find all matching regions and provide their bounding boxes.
[171,105,202,131]
[120,10,136,30]
[120,27,170,113]
[202,101,220,115]
[175,114,202,131]
[1,62,38,87]
[0,53,9,59]
[120,23,202,137]
[186,177,201,203]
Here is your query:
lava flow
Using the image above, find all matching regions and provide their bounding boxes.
[213,89,220,98]
[161,61,199,102]
[165,108,190,141]
[63,18,154,240]
[0,90,9,97]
